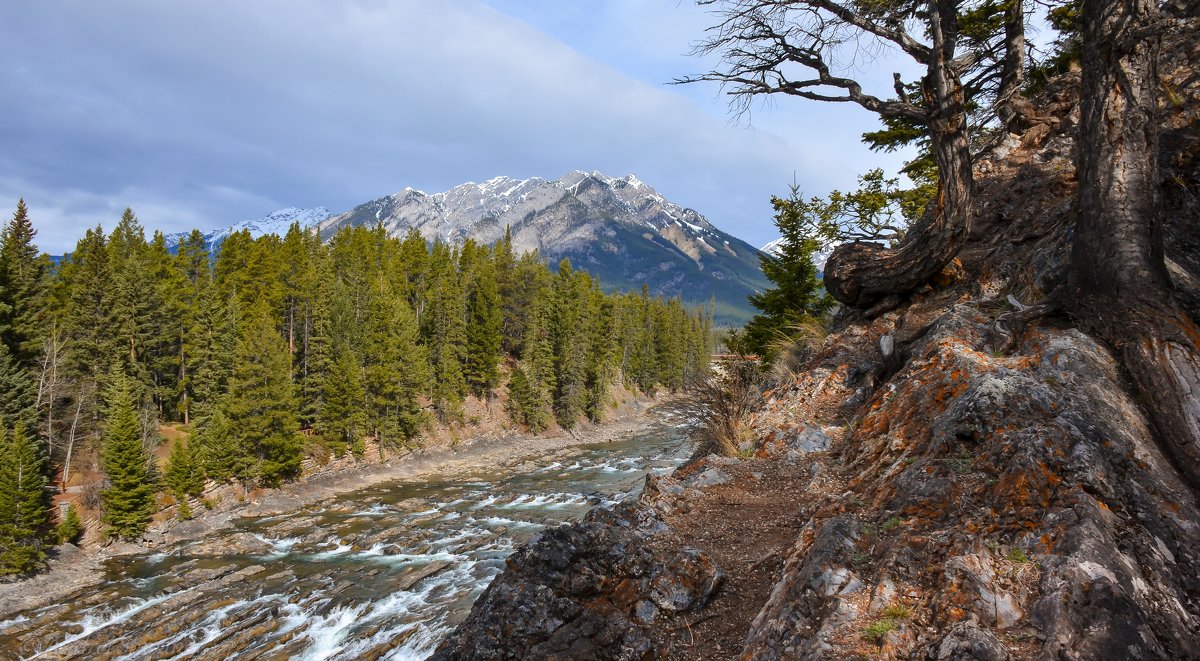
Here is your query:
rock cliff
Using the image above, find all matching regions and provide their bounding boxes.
[431,43,1200,661]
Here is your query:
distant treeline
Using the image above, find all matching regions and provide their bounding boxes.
[0,199,711,570]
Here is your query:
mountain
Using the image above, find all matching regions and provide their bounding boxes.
[759,237,835,273]
[319,171,767,325]
[162,207,332,252]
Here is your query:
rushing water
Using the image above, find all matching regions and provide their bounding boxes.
[0,408,695,660]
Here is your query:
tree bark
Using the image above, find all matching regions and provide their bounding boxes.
[824,0,973,310]
[1070,0,1200,488]
[997,0,1027,131]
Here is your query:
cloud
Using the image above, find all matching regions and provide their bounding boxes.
[0,0,913,253]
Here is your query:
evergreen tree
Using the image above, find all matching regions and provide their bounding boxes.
[362,285,428,451]
[172,230,211,424]
[225,307,301,486]
[56,503,83,545]
[99,372,157,540]
[0,199,48,368]
[59,225,114,395]
[0,424,49,575]
[164,439,203,518]
[317,349,367,456]
[0,344,36,431]
[107,209,156,395]
[194,407,247,484]
[463,245,503,395]
[549,260,589,428]
[745,191,836,358]
[421,241,467,417]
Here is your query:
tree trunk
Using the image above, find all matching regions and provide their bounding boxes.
[1070,0,1200,488]
[823,0,973,311]
[997,0,1026,131]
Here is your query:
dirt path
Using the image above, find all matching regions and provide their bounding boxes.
[656,450,847,659]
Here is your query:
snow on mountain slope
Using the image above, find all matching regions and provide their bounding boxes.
[759,237,835,272]
[163,207,331,251]
[321,171,768,324]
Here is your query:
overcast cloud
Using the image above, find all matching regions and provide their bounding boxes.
[0,0,915,254]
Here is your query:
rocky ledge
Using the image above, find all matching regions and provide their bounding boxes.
[431,48,1200,660]
[430,496,723,660]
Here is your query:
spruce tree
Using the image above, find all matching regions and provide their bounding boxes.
[56,503,83,545]
[107,209,156,393]
[0,424,50,575]
[745,192,835,359]
[421,241,467,417]
[60,226,115,397]
[0,343,36,431]
[318,349,367,456]
[463,248,503,395]
[164,439,204,518]
[0,199,48,368]
[362,285,428,451]
[173,230,211,424]
[194,407,247,484]
[225,306,300,486]
[99,372,157,540]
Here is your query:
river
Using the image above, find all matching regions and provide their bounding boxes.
[0,408,695,660]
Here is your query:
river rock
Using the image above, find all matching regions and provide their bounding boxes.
[187,532,275,556]
[430,504,722,660]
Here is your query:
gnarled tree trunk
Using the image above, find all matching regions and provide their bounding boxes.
[824,0,973,310]
[1070,0,1200,488]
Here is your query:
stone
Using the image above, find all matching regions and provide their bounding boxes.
[431,505,721,661]
[788,425,832,453]
[686,467,732,489]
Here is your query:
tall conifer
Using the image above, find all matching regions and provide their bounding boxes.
[99,372,157,540]
[225,307,300,486]
[0,424,49,575]
[0,199,47,368]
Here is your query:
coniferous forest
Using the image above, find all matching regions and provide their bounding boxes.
[0,199,712,574]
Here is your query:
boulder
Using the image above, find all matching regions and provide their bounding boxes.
[431,505,722,660]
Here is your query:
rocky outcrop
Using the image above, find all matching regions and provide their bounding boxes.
[430,501,723,660]
[432,29,1200,661]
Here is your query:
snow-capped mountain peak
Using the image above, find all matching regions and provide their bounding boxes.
[163,207,331,251]
[759,237,836,272]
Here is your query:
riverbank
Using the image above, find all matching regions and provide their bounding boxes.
[0,392,681,621]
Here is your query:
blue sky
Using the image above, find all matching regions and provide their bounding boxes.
[0,0,916,254]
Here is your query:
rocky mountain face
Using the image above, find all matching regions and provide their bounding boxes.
[162,207,332,253]
[320,171,767,325]
[431,43,1200,661]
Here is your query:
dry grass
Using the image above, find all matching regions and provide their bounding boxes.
[766,319,829,383]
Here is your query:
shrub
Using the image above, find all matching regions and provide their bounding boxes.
[56,504,84,545]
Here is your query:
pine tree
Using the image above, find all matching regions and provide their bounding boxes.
[463,246,503,395]
[0,424,50,574]
[173,230,211,424]
[745,191,836,359]
[164,439,204,518]
[194,407,247,484]
[60,226,114,397]
[318,349,367,456]
[141,232,185,421]
[99,372,157,540]
[362,284,428,452]
[0,343,36,431]
[0,199,48,369]
[56,503,83,545]
[107,209,156,395]
[225,306,301,487]
[421,241,467,418]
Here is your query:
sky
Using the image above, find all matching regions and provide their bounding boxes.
[0,0,918,255]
